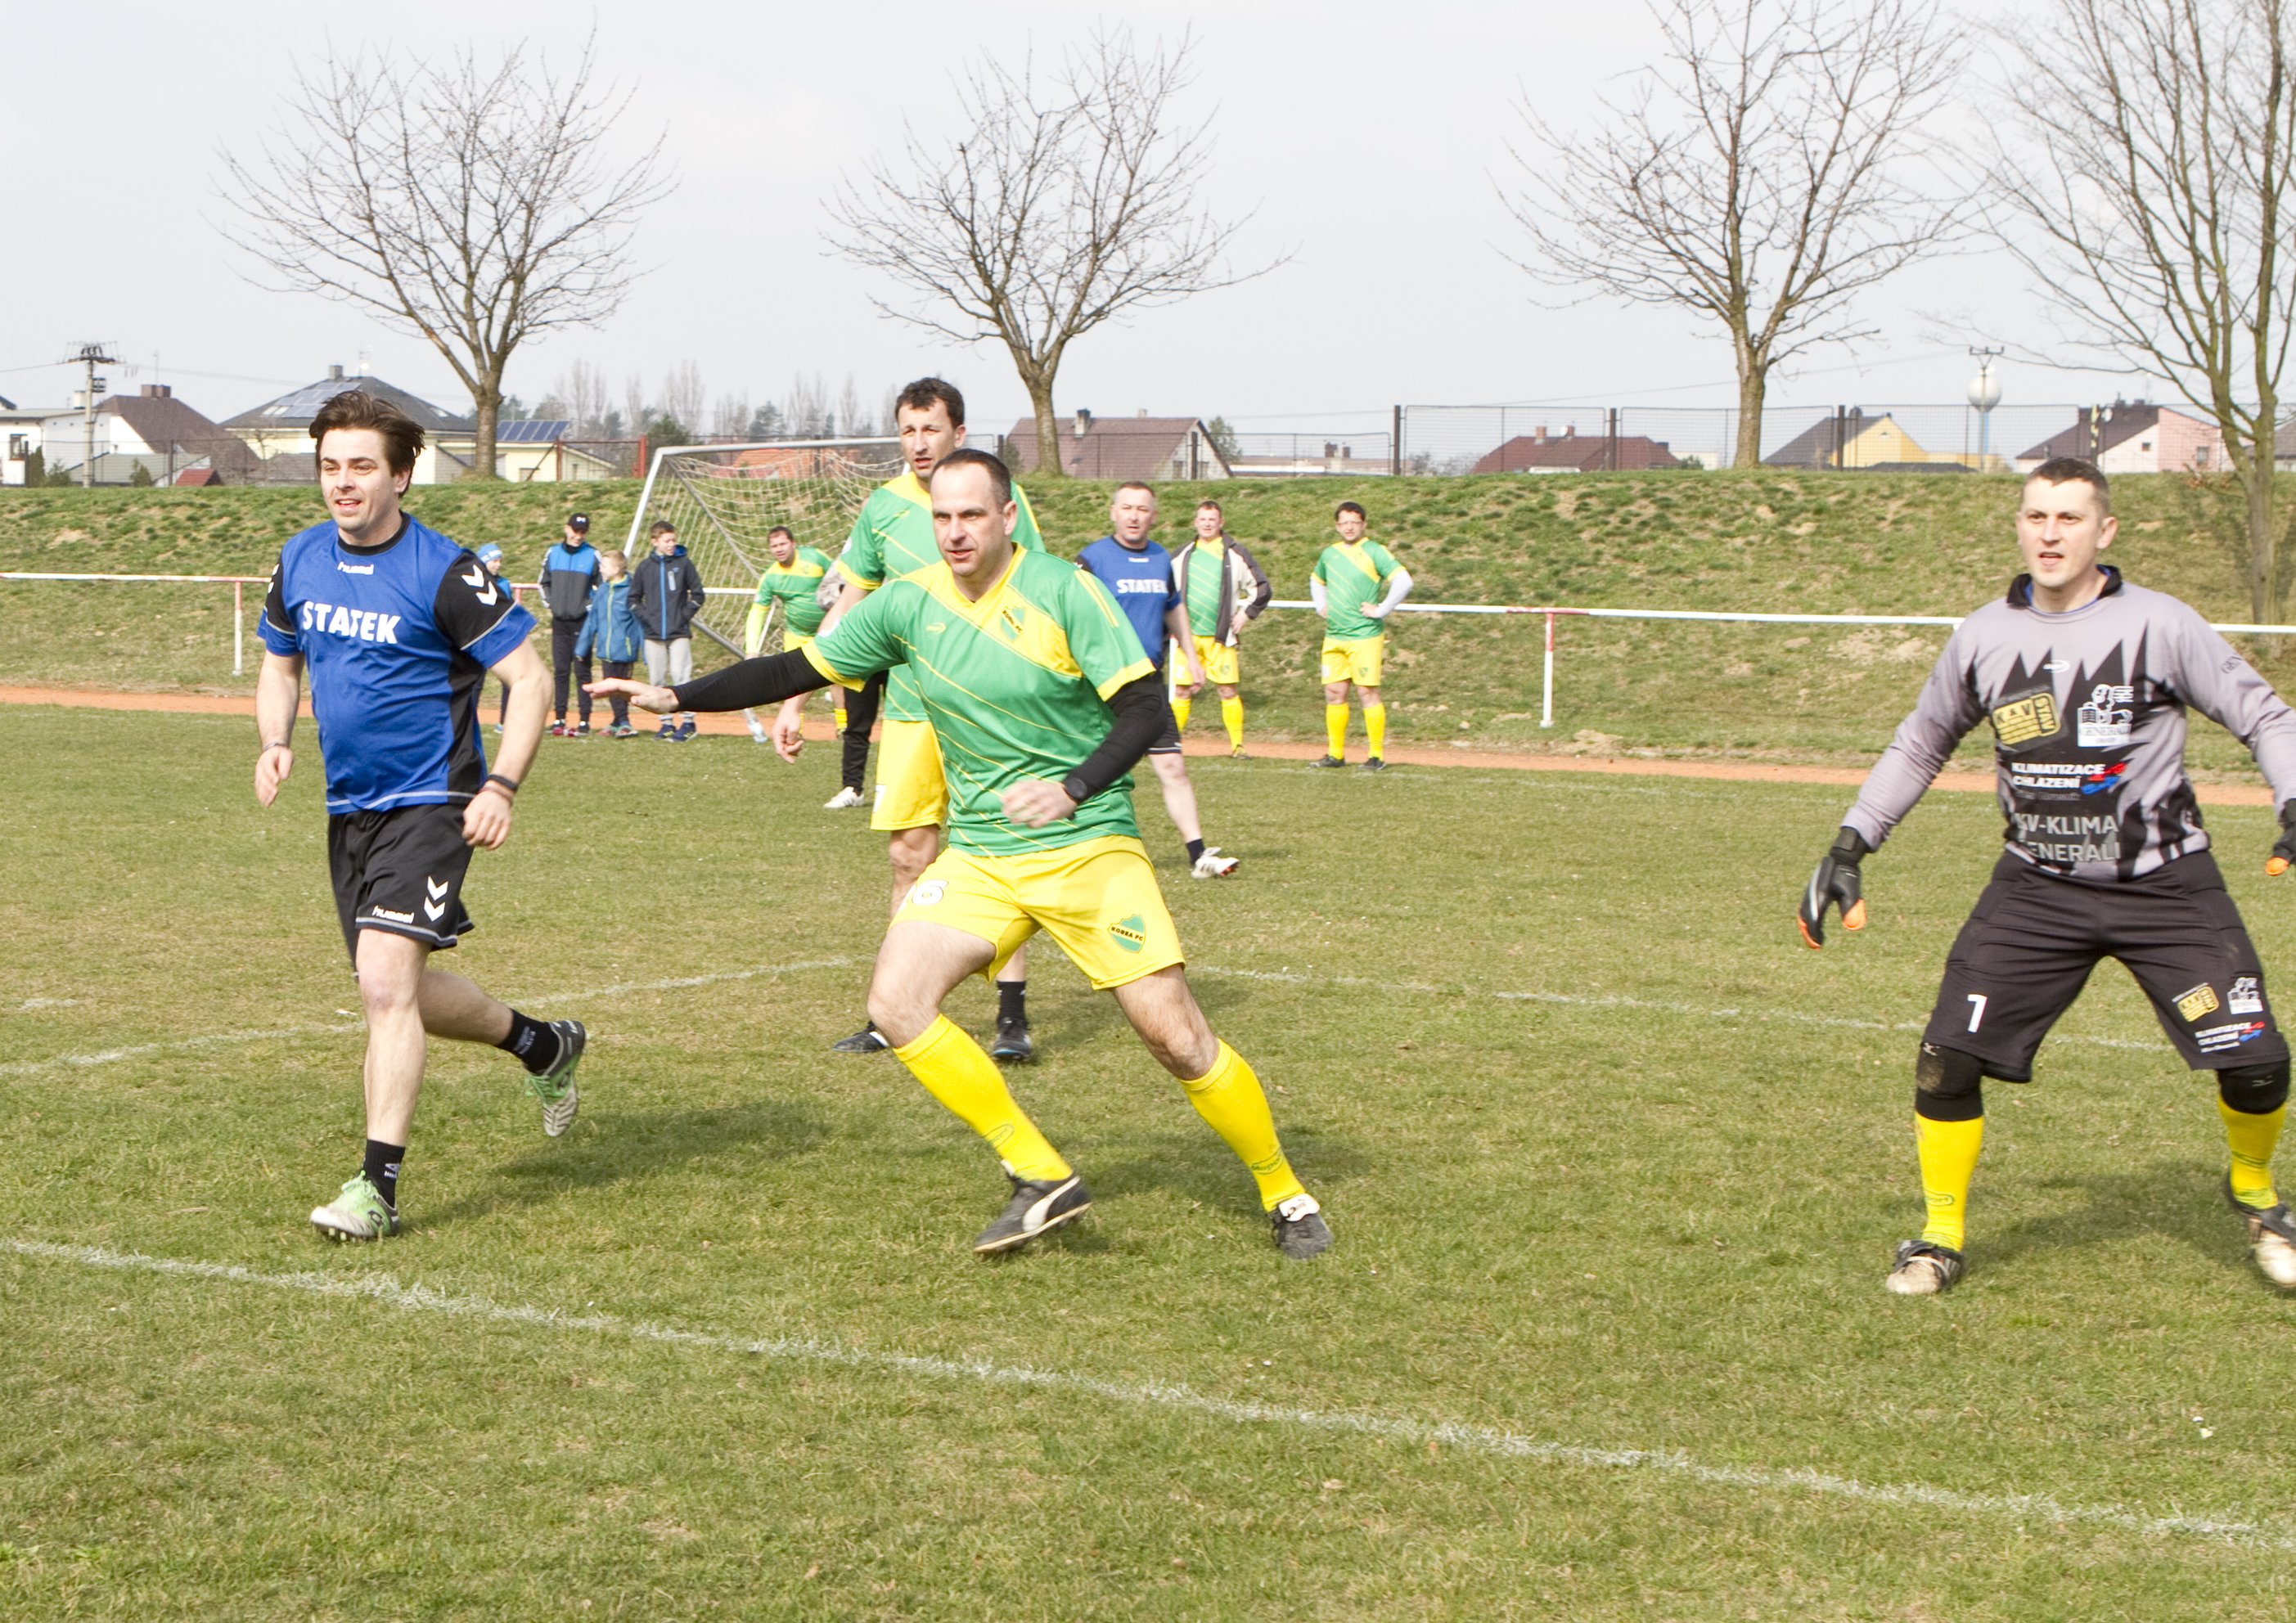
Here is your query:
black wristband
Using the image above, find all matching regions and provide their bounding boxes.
[484,773,520,796]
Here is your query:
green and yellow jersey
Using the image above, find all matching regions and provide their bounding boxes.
[1185,537,1231,638]
[804,546,1152,856]
[746,544,834,653]
[835,469,1045,722]
[1312,538,1402,641]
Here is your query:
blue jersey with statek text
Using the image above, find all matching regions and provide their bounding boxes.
[260,514,534,813]
[1075,535,1181,668]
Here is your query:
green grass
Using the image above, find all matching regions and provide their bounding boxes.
[8,708,2296,1618]
[7,472,2296,774]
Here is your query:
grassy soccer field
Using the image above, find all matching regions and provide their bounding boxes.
[7,706,2296,1620]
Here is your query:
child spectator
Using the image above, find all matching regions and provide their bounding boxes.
[628,519,706,740]
[576,548,642,735]
[475,543,521,731]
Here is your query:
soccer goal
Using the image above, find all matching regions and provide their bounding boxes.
[625,437,903,654]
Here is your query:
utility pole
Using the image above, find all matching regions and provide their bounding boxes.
[65,342,119,488]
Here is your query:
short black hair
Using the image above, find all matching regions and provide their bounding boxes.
[929,447,1012,507]
[1335,500,1366,520]
[895,376,966,428]
[2026,456,2110,513]
[767,524,795,542]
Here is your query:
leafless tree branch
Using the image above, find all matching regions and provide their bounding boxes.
[1504,0,1965,465]
[825,29,1281,474]
[1977,0,2296,617]
[216,34,673,478]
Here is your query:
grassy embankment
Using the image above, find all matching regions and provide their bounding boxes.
[3,472,2289,772]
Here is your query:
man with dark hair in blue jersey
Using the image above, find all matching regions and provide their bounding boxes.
[255,389,589,1242]
[1076,482,1239,879]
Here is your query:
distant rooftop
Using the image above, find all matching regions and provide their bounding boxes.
[223,366,474,433]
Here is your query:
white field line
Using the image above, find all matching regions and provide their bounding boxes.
[4,1238,2283,1551]
[1190,964,2163,1056]
[0,956,862,1080]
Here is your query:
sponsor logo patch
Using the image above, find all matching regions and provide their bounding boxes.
[1108,913,1147,954]
[2076,683,2135,748]
[2195,1020,2269,1053]
[2177,982,2221,1023]
[2080,762,2127,796]
[1989,690,2060,747]
[2231,976,2264,1015]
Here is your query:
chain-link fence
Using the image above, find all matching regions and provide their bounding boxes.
[1391,402,2204,475]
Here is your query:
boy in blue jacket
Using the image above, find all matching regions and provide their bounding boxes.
[575,548,643,736]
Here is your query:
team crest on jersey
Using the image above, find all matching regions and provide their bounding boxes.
[1989,690,2060,747]
[1108,914,1146,953]
[999,605,1027,641]
[2177,982,2221,1023]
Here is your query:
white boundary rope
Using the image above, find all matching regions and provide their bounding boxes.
[3,1236,2285,1549]
[11,573,2296,723]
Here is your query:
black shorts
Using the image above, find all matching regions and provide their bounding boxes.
[327,803,475,962]
[1924,849,2287,1078]
[1147,667,1182,755]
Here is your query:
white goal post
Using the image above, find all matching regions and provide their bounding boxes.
[625,437,904,655]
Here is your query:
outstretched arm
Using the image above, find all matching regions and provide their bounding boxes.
[1839,632,1983,852]
[591,647,835,717]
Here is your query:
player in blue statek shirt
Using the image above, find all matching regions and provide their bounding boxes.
[1074,481,1238,880]
[254,389,590,1243]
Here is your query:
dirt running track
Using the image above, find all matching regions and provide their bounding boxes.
[2,683,2274,807]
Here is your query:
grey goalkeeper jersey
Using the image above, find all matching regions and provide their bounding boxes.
[1844,570,2296,881]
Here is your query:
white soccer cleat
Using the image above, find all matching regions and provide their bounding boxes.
[2228,1181,2296,1288]
[823,786,865,810]
[1191,846,1240,879]
[747,720,770,744]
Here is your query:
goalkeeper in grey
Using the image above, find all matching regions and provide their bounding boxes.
[1798,456,2296,1297]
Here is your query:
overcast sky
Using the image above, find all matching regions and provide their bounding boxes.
[4,0,2145,441]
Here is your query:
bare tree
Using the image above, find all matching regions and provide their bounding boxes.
[1506,0,1961,467]
[218,38,670,479]
[658,362,705,438]
[786,372,831,437]
[1983,0,2296,620]
[826,30,1273,475]
[710,393,751,438]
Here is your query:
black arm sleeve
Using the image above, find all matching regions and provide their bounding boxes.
[1060,675,1168,807]
[671,648,835,713]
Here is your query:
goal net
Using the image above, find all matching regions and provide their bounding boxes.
[624,437,904,654]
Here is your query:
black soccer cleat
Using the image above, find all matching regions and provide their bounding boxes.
[1360,756,1387,773]
[1884,1239,1965,1296]
[988,1016,1034,1063]
[1310,754,1346,770]
[831,1023,891,1054]
[1271,1193,1333,1259]
[974,1168,1091,1254]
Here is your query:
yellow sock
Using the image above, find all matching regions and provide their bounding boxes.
[1364,703,1387,758]
[1914,1112,1984,1251]
[894,1016,1069,1181]
[835,700,847,731]
[1172,697,1191,732]
[2223,1099,2285,1209]
[1325,704,1348,758]
[1222,695,1244,748]
[1180,1042,1303,1211]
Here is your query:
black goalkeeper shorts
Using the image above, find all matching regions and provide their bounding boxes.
[327,802,475,963]
[1923,849,2286,1078]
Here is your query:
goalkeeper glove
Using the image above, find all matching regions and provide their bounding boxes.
[2271,802,2296,876]
[1798,827,1871,949]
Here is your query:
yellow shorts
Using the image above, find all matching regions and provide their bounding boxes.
[784,631,813,654]
[871,718,946,832]
[894,835,1185,991]
[1191,635,1240,688]
[1320,635,1384,687]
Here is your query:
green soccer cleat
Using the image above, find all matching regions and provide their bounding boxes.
[2226,1179,2296,1288]
[1884,1239,1965,1296]
[1272,1193,1333,1259]
[974,1167,1091,1254]
[526,1019,585,1137]
[310,1175,399,1242]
